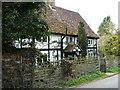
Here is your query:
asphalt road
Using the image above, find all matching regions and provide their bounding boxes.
[77,74,119,88]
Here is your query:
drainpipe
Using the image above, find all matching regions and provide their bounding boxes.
[61,28,67,59]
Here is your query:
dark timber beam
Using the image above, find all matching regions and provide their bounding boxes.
[48,36,50,61]
[61,28,67,59]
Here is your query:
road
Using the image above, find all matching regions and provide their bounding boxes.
[76,74,119,88]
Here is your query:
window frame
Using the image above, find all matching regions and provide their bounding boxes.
[66,37,69,43]
[70,37,72,43]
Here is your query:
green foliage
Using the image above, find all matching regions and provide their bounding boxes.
[104,31,120,56]
[97,16,116,36]
[59,71,107,87]
[42,53,48,62]
[98,35,109,52]
[2,2,49,48]
[97,16,118,56]
[36,50,48,63]
[107,66,120,73]
[78,21,88,57]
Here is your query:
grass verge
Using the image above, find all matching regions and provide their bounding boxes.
[59,71,107,87]
[107,66,120,73]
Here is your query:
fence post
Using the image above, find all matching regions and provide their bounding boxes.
[99,52,106,73]
[61,59,66,81]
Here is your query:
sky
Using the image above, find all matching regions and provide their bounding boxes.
[55,0,119,34]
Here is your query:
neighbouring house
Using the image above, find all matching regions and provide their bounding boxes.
[15,2,99,61]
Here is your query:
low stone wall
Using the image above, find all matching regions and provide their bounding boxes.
[33,60,62,88]
[2,49,118,88]
[33,58,99,88]
[33,56,118,88]
[99,55,118,72]
[2,48,35,88]
[105,56,118,70]
[72,58,99,78]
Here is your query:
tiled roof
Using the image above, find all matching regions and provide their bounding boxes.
[45,6,99,38]
[64,44,77,52]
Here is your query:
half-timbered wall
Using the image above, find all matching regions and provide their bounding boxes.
[14,34,98,61]
[87,38,98,57]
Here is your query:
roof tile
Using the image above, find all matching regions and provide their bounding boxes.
[45,6,99,38]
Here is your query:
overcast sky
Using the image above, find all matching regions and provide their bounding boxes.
[55,0,119,34]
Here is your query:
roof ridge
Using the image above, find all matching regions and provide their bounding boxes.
[54,6,80,15]
[46,5,99,38]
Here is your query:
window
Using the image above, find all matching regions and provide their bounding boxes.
[91,40,92,44]
[88,50,89,52]
[70,37,72,43]
[88,40,90,44]
[66,37,68,43]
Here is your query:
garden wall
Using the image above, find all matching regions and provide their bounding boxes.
[33,56,118,88]
[2,49,118,88]
[33,60,62,88]
[2,48,35,88]
[33,58,100,88]
[105,56,118,70]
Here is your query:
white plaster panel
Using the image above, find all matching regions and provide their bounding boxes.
[49,50,58,61]
[14,38,32,48]
[35,37,48,49]
[49,34,61,49]
[75,37,77,44]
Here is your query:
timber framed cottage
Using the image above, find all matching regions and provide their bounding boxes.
[35,2,99,61]
[15,2,99,61]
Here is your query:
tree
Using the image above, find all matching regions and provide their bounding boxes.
[78,21,88,57]
[104,31,120,56]
[2,2,49,48]
[97,16,116,36]
[97,16,119,56]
